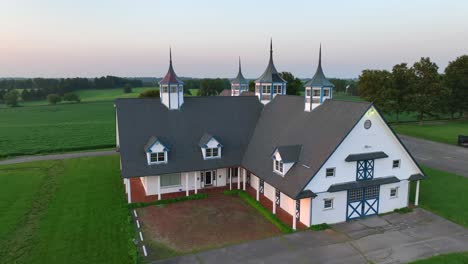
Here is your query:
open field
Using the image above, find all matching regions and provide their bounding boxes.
[410,252,468,263]
[0,155,136,264]
[0,101,115,157]
[411,165,468,228]
[393,120,468,145]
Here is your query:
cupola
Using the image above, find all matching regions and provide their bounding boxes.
[159,48,184,110]
[255,39,287,104]
[304,45,334,112]
[231,57,249,96]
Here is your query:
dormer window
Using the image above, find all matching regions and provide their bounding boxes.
[271,145,302,176]
[199,133,223,160]
[205,147,220,158]
[274,159,284,174]
[145,136,169,165]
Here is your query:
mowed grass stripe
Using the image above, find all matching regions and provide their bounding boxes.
[0,156,136,264]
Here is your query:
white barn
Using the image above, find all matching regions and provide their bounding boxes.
[116,44,425,229]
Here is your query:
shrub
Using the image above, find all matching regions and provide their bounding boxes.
[394,207,413,214]
[128,193,208,209]
[63,93,81,103]
[310,223,331,231]
[4,90,19,107]
[47,94,62,105]
[123,84,132,94]
[223,189,242,195]
[139,89,160,98]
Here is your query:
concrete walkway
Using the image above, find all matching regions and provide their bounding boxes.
[153,209,468,264]
[0,150,117,165]
[399,135,468,177]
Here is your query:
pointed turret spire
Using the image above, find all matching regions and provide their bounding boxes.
[238,56,242,73]
[255,38,286,84]
[318,43,322,68]
[304,44,334,88]
[169,46,172,65]
[159,47,183,85]
[270,38,273,58]
[231,56,248,86]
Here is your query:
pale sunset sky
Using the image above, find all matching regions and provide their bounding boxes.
[1,0,467,78]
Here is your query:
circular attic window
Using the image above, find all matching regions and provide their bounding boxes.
[364,120,372,129]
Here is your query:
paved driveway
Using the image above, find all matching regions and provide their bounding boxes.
[399,135,468,178]
[153,209,468,264]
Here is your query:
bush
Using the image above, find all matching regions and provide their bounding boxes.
[139,89,160,98]
[63,93,81,103]
[128,193,208,209]
[47,94,62,105]
[394,207,413,214]
[123,84,132,94]
[234,191,293,234]
[223,189,242,195]
[4,90,19,107]
[310,223,331,231]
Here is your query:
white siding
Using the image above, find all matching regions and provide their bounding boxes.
[311,191,347,225]
[215,168,227,187]
[305,106,421,194]
[264,182,275,201]
[279,193,295,216]
[250,174,259,190]
[379,181,409,214]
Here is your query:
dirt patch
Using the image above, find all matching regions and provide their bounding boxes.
[138,193,281,254]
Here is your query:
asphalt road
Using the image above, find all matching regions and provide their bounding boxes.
[399,135,468,178]
[152,209,468,264]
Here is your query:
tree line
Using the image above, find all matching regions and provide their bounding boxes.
[358,56,468,122]
[0,76,143,102]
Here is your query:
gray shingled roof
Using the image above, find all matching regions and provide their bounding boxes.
[241,96,372,198]
[304,45,334,88]
[408,173,425,181]
[255,40,286,84]
[198,133,222,148]
[116,97,263,178]
[273,145,302,163]
[116,95,374,199]
[144,136,169,152]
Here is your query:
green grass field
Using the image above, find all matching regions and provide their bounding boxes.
[393,120,468,145]
[0,155,136,264]
[0,101,115,157]
[409,252,468,264]
[411,165,468,228]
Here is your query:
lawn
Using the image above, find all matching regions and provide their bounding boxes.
[138,193,281,261]
[410,252,468,263]
[411,165,468,228]
[0,101,115,157]
[0,155,136,264]
[393,120,468,145]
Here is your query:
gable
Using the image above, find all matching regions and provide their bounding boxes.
[304,105,423,193]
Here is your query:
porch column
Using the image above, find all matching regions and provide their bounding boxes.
[194,172,198,194]
[229,168,232,190]
[272,196,276,214]
[242,169,246,191]
[157,176,161,200]
[256,179,260,201]
[292,200,297,230]
[237,167,241,190]
[185,173,189,197]
[415,180,420,206]
[127,179,132,204]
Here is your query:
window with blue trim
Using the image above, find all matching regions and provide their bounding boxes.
[356,159,374,180]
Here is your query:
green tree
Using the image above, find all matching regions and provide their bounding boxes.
[4,90,19,107]
[358,69,392,112]
[123,84,132,94]
[388,63,414,123]
[444,55,468,118]
[198,78,229,96]
[139,89,160,98]
[408,57,447,124]
[63,93,81,103]
[249,80,255,92]
[47,94,62,105]
[280,72,302,95]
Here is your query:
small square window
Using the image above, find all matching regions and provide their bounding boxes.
[274,159,284,174]
[390,187,398,198]
[324,198,333,209]
[306,89,311,97]
[313,89,320,96]
[326,168,335,177]
[206,148,212,157]
[392,159,400,168]
[323,89,330,96]
[212,148,219,157]
[150,152,166,163]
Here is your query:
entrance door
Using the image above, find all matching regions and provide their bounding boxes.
[347,185,380,221]
[203,170,216,186]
